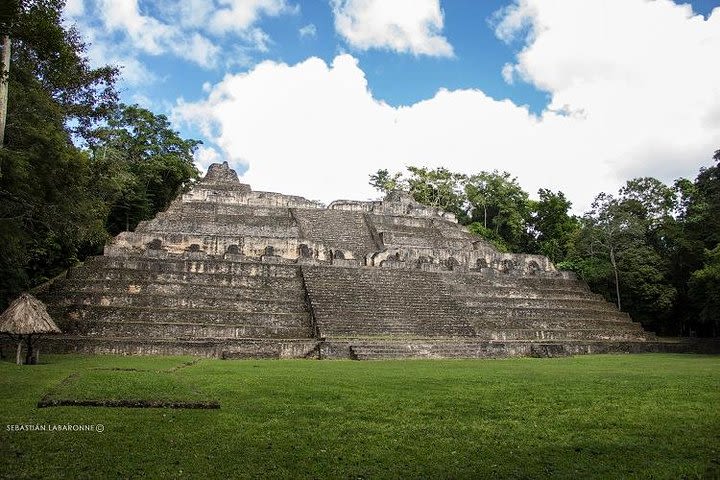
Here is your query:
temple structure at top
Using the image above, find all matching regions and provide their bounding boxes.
[35,161,672,359]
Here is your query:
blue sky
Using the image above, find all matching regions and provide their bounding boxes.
[65,0,720,210]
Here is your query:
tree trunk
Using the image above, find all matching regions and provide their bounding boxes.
[16,340,22,365]
[0,35,10,147]
[25,334,34,365]
[610,246,621,311]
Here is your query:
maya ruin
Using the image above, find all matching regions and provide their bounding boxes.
[35,161,683,360]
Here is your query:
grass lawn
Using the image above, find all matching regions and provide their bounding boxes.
[0,354,718,479]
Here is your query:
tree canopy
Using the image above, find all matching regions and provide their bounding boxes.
[0,0,200,309]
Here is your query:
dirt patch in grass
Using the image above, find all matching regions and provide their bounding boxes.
[37,398,219,409]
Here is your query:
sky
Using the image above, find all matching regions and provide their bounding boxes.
[63,0,720,212]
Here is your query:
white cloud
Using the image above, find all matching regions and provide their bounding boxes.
[299,23,317,38]
[173,0,720,214]
[173,0,216,29]
[129,93,154,108]
[209,0,297,35]
[495,0,720,181]
[331,0,454,57]
[172,54,568,205]
[501,63,515,84]
[68,0,296,78]
[96,0,219,67]
[64,0,85,17]
[78,21,159,86]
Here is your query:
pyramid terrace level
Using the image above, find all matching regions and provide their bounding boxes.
[32,162,691,359]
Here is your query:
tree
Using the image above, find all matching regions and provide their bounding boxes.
[0,34,10,145]
[528,189,579,263]
[578,193,633,309]
[0,0,117,308]
[368,166,535,251]
[670,150,720,335]
[0,2,202,313]
[369,169,405,194]
[1,0,118,145]
[684,150,720,249]
[369,166,468,220]
[566,180,680,330]
[404,166,467,220]
[465,171,531,252]
[89,104,202,235]
[688,245,720,336]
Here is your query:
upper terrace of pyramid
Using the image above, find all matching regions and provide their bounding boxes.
[106,161,559,278]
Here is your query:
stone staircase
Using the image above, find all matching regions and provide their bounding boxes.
[292,209,379,256]
[26,161,690,360]
[40,255,317,357]
[301,264,656,358]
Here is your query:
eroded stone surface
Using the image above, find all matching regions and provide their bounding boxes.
[33,162,667,359]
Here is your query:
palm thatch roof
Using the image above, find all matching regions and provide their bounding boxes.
[0,293,61,335]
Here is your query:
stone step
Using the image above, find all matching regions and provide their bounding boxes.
[304,267,590,293]
[448,275,591,290]
[161,203,296,218]
[317,322,476,337]
[307,281,595,299]
[67,268,304,289]
[50,305,312,328]
[461,297,617,311]
[181,190,321,209]
[80,256,303,278]
[321,323,643,339]
[49,291,310,313]
[470,328,646,341]
[467,306,629,321]
[378,232,470,250]
[291,209,378,255]
[308,301,629,322]
[446,280,604,299]
[53,279,307,302]
[466,316,642,330]
[345,339,665,360]
[137,221,300,237]
[308,295,619,314]
[34,335,320,358]
[83,320,313,340]
[316,315,641,331]
[152,210,295,223]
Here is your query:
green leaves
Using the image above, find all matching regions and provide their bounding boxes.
[369,166,537,251]
[688,246,720,335]
[0,4,198,309]
[7,0,118,141]
[90,104,201,235]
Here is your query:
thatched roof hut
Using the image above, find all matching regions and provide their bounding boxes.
[0,293,61,335]
[0,293,61,364]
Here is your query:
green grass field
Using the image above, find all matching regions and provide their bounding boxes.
[1,354,718,479]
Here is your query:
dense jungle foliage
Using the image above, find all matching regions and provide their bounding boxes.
[0,0,200,309]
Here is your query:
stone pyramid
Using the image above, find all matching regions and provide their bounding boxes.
[38,161,668,359]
